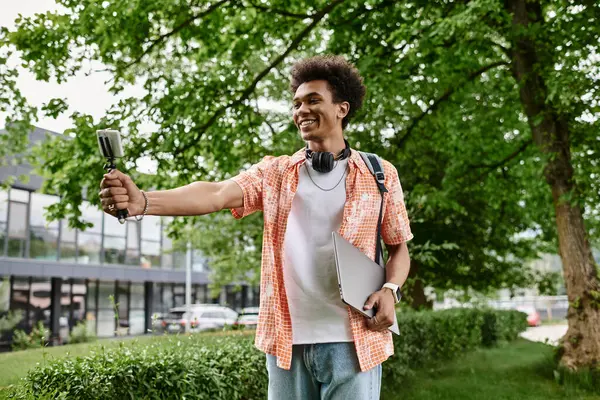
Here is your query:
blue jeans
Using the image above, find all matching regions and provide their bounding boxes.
[266,342,382,400]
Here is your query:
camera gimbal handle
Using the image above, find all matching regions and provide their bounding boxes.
[104,159,128,224]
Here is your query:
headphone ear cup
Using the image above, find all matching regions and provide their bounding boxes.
[313,152,323,172]
[314,152,334,173]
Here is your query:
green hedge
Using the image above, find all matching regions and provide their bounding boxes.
[9,309,527,399]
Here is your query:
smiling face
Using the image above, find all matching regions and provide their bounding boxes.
[292,80,349,143]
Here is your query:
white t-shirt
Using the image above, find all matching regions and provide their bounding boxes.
[283,158,353,344]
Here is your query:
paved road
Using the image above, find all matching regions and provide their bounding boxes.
[519,324,568,345]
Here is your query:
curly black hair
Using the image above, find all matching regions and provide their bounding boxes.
[290,55,366,129]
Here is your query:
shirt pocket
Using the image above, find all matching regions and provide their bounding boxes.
[356,189,383,218]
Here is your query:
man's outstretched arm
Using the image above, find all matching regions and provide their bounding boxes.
[99,169,243,217]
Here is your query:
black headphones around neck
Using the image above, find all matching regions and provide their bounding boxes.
[305,139,351,173]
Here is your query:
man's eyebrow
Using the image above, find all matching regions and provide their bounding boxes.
[292,92,323,102]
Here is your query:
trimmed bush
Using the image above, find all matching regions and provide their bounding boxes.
[9,309,527,399]
[11,321,51,351]
[68,321,97,344]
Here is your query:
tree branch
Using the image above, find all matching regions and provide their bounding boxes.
[246,0,314,19]
[175,0,347,157]
[393,60,511,149]
[471,138,533,180]
[121,0,231,70]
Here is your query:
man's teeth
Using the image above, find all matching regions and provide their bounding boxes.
[300,120,316,127]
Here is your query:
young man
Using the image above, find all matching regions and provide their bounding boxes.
[99,55,412,399]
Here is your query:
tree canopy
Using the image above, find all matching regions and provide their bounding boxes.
[1,0,598,303]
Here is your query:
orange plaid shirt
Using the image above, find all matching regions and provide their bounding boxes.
[231,148,413,371]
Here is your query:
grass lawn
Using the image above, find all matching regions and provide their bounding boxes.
[383,338,600,400]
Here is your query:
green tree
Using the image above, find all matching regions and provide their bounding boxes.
[1,0,598,369]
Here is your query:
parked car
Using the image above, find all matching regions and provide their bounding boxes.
[515,305,542,327]
[233,307,259,329]
[162,304,238,334]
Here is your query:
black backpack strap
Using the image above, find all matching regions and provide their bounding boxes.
[359,152,388,267]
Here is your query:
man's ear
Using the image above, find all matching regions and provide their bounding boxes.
[338,102,350,119]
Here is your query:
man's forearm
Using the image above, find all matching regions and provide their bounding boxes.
[385,242,411,288]
[145,181,223,216]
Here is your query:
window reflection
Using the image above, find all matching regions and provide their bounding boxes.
[172,251,186,270]
[161,284,173,314]
[141,216,161,241]
[116,282,129,335]
[103,236,126,264]
[86,280,97,334]
[141,240,160,269]
[0,190,8,223]
[30,193,59,229]
[195,284,208,304]
[161,234,173,269]
[29,227,59,260]
[59,220,77,262]
[103,212,126,237]
[192,250,206,272]
[80,201,102,234]
[70,280,86,332]
[125,222,139,266]
[130,283,145,335]
[7,201,27,258]
[97,281,115,337]
[58,281,72,342]
[9,189,29,202]
[0,191,7,253]
[78,233,101,264]
[11,277,30,331]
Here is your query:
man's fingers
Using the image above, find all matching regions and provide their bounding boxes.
[100,177,124,188]
[363,293,379,311]
[99,187,128,198]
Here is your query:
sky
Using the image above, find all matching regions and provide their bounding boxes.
[0,0,143,134]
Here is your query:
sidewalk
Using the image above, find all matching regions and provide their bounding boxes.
[519,323,568,346]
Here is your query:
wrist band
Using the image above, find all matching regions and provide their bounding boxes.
[135,190,149,221]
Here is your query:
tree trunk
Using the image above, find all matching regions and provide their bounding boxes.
[406,263,433,310]
[505,0,600,369]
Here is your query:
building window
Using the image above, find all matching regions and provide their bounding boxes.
[173,284,185,308]
[97,281,116,337]
[78,232,101,264]
[0,190,8,255]
[7,193,28,258]
[80,201,102,234]
[161,284,173,314]
[195,284,208,304]
[103,236,126,265]
[59,220,77,262]
[129,283,145,335]
[141,240,160,269]
[78,201,102,264]
[116,282,129,335]
[86,280,98,334]
[192,250,206,272]
[141,216,161,268]
[70,280,87,332]
[10,276,31,330]
[29,194,59,261]
[161,218,173,269]
[29,227,59,260]
[125,221,140,266]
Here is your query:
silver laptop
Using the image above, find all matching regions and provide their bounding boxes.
[332,232,400,335]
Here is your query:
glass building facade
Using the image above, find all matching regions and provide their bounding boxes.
[0,128,259,350]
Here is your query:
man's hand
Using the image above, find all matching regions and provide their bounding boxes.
[363,288,396,332]
[99,169,145,217]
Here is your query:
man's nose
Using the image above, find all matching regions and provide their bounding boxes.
[296,102,310,114]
